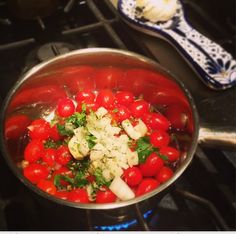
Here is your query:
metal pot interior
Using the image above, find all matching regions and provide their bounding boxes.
[0,48,199,209]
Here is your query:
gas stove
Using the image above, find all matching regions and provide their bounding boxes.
[0,0,235,231]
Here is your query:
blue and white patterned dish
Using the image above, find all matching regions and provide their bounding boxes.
[118,0,236,90]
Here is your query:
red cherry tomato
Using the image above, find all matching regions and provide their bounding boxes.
[113,104,131,122]
[130,100,150,118]
[52,167,73,187]
[75,90,95,103]
[57,98,75,117]
[159,146,180,162]
[95,186,117,203]
[5,114,31,139]
[67,188,90,203]
[86,175,96,183]
[142,112,170,132]
[96,89,115,109]
[55,191,69,200]
[115,91,135,107]
[76,102,99,113]
[165,105,189,131]
[28,119,51,140]
[42,148,57,166]
[94,67,124,89]
[123,167,143,187]
[136,178,160,196]
[155,166,173,183]
[37,179,56,195]
[55,145,72,165]
[24,139,44,163]
[150,131,170,148]
[139,153,164,177]
[23,163,49,184]
[49,125,61,141]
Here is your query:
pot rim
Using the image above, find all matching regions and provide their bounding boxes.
[0,47,199,210]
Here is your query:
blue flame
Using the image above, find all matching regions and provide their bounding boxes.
[94,209,153,231]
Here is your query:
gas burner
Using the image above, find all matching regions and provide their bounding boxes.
[37,42,76,61]
[24,42,76,71]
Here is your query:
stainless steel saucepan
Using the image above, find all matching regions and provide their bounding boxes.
[0,48,235,228]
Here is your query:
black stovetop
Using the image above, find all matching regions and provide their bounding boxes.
[0,0,235,231]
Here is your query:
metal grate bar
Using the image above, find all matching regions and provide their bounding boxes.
[86,0,127,49]
[0,38,35,51]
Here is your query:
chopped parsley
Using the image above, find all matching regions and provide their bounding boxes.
[94,168,111,187]
[44,139,62,149]
[136,136,168,163]
[86,134,97,149]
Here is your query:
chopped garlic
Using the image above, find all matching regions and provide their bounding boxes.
[121,119,142,140]
[134,119,148,137]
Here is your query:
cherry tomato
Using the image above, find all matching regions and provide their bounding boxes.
[115,91,135,107]
[96,89,115,109]
[67,188,90,203]
[5,114,31,139]
[49,125,61,141]
[37,179,56,195]
[28,119,51,140]
[75,90,95,103]
[52,167,73,187]
[24,139,44,163]
[86,175,96,183]
[94,67,124,89]
[95,186,117,203]
[113,104,131,122]
[55,191,69,200]
[42,148,57,166]
[165,105,188,131]
[142,112,170,132]
[150,130,170,148]
[76,102,99,113]
[123,167,143,187]
[130,100,150,118]
[155,166,173,183]
[139,153,164,177]
[55,145,72,165]
[57,98,75,117]
[159,146,180,162]
[23,163,49,184]
[136,178,160,196]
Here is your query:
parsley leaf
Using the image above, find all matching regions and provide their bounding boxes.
[86,134,97,149]
[136,136,168,163]
[66,112,86,128]
[57,123,73,136]
[94,168,111,187]
[44,139,62,149]
[67,158,90,173]
[54,174,74,189]
[74,171,88,188]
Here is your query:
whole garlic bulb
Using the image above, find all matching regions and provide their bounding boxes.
[136,0,177,23]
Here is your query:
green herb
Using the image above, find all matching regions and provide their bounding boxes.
[54,174,74,189]
[86,134,97,149]
[94,168,111,187]
[67,158,90,173]
[44,139,62,149]
[74,171,88,188]
[136,136,168,163]
[57,123,73,136]
[112,108,119,113]
[66,112,86,128]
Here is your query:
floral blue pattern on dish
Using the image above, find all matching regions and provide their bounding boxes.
[118,0,236,90]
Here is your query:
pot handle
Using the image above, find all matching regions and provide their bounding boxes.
[198,125,236,151]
